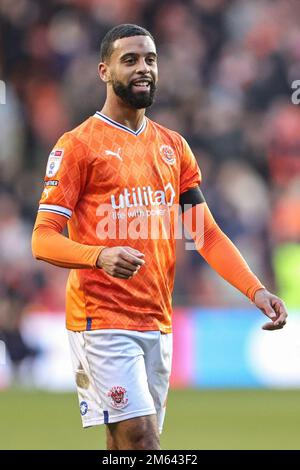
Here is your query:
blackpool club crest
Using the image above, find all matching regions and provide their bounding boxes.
[107,386,129,409]
[160,144,176,165]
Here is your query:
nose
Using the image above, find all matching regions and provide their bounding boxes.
[136,58,150,74]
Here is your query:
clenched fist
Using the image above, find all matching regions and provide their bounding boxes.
[97,246,145,279]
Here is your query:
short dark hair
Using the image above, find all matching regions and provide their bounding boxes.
[100,24,155,62]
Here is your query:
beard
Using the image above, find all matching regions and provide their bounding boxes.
[111,78,156,109]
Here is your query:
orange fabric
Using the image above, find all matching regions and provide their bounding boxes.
[183,203,264,302]
[32,212,104,269]
[34,114,201,332]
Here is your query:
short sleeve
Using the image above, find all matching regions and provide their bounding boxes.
[38,133,87,219]
[180,137,202,194]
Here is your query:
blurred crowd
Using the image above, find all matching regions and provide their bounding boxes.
[1,0,300,340]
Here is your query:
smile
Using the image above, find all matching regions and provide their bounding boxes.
[131,79,152,90]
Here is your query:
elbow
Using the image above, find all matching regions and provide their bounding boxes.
[31,227,42,261]
[198,223,222,255]
[31,213,63,262]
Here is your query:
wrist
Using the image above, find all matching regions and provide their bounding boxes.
[95,246,107,268]
[248,285,265,303]
[251,286,266,303]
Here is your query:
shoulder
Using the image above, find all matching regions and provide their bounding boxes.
[49,118,97,169]
[147,118,185,150]
[68,116,100,146]
[55,116,104,156]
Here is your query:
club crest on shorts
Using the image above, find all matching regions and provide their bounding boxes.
[160,145,176,165]
[107,386,128,409]
[46,148,64,177]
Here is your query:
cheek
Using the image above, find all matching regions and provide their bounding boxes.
[114,69,131,84]
[152,67,158,82]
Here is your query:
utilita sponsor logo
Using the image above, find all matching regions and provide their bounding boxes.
[111,184,175,209]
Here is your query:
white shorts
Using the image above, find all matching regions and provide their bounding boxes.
[68,329,172,433]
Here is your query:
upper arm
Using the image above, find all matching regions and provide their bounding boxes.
[179,137,202,195]
[38,133,87,220]
[33,211,69,233]
[179,185,205,212]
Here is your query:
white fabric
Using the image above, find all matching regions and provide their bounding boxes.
[38,204,72,218]
[68,329,172,433]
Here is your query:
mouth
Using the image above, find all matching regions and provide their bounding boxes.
[131,78,152,92]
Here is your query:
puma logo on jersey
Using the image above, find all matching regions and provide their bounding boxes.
[104,148,122,160]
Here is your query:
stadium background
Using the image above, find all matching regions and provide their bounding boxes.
[0,0,300,449]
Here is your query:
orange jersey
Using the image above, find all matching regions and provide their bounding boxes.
[38,112,201,332]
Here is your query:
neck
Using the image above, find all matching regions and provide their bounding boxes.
[100,94,146,132]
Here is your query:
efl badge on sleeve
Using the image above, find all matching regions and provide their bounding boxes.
[46,149,64,177]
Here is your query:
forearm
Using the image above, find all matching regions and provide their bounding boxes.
[184,203,264,301]
[32,212,104,269]
[199,223,264,301]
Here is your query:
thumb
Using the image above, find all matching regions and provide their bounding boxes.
[262,303,277,321]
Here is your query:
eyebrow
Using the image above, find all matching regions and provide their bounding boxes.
[120,51,157,61]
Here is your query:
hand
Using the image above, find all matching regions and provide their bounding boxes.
[254,288,288,331]
[97,246,145,279]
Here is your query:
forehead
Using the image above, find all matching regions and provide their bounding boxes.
[112,35,156,59]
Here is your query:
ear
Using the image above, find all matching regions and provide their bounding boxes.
[98,62,111,83]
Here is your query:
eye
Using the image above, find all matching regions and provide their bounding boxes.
[125,58,136,65]
[147,57,156,64]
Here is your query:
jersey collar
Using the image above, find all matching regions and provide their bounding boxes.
[94,111,147,136]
